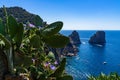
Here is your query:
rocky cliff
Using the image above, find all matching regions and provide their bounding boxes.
[89,31,106,45]
[69,31,81,45]
[54,30,81,57]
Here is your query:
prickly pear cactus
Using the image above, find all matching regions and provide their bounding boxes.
[0,50,8,80]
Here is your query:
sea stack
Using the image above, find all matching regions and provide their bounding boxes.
[62,30,81,56]
[50,30,81,57]
[69,30,81,45]
[89,31,106,45]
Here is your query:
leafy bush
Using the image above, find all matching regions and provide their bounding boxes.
[0,6,73,80]
[88,72,120,80]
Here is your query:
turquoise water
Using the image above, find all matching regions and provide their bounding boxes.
[61,30,120,80]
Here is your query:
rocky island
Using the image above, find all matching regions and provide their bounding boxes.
[89,31,106,45]
[61,30,81,56]
[69,30,81,45]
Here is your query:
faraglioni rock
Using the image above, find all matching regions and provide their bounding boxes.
[89,31,106,44]
[69,30,81,45]
[47,30,81,60]
[62,30,81,56]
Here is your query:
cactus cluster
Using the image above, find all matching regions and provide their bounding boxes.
[0,6,73,80]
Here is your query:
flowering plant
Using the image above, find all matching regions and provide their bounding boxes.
[0,6,73,80]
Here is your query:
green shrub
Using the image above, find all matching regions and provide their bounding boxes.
[0,5,73,80]
[88,72,120,80]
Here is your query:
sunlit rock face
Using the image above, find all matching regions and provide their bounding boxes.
[89,31,106,45]
[69,30,81,45]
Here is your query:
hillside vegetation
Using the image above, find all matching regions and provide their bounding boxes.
[0,6,43,26]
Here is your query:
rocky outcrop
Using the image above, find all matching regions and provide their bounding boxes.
[89,31,106,45]
[62,42,79,56]
[48,31,81,57]
[69,31,81,45]
[55,30,81,57]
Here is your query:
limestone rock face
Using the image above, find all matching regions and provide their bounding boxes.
[49,30,81,58]
[62,30,81,56]
[89,31,106,44]
[69,30,81,45]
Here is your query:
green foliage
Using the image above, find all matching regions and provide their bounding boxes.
[8,15,18,38]
[0,6,72,80]
[44,34,69,48]
[30,35,42,48]
[14,55,32,67]
[0,19,6,35]
[41,21,63,37]
[57,75,73,80]
[50,58,66,77]
[0,33,11,49]
[0,7,25,73]
[28,21,69,48]
[88,72,120,80]
[47,51,55,59]
[0,6,45,27]
[14,23,24,47]
[33,15,43,26]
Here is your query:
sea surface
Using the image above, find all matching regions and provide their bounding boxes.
[60,30,120,80]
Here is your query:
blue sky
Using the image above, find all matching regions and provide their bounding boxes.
[0,0,120,30]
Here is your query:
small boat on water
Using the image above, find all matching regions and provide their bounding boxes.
[103,61,107,64]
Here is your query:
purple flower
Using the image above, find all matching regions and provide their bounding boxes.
[50,65,56,70]
[48,62,51,65]
[54,61,58,65]
[44,62,49,67]
[28,23,35,28]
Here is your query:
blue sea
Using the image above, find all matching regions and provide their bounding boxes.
[60,30,120,80]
